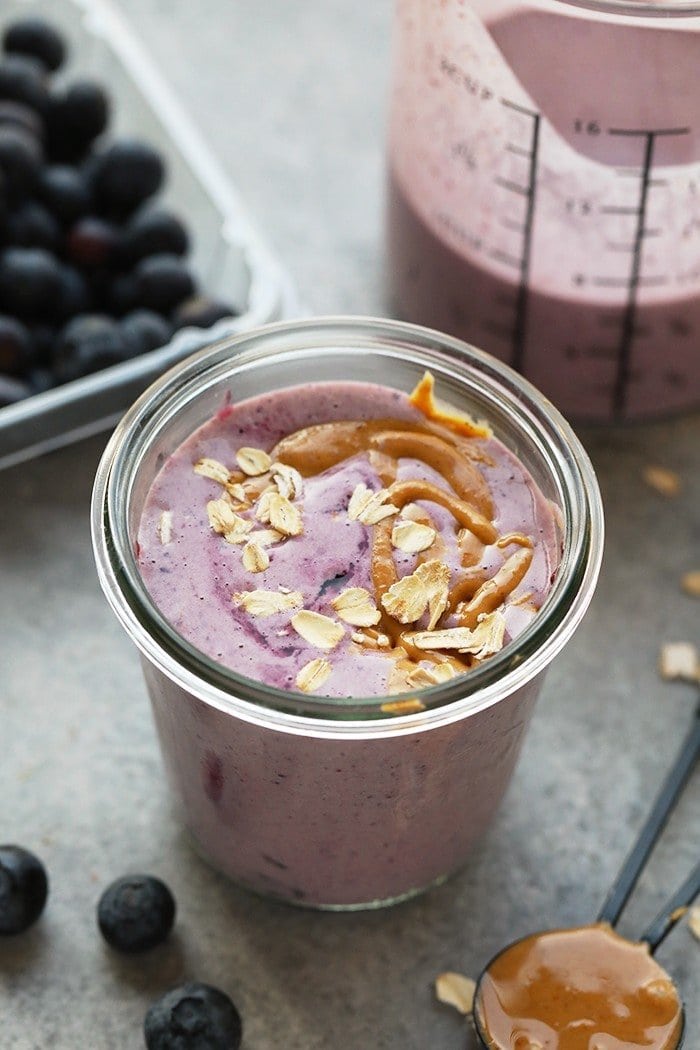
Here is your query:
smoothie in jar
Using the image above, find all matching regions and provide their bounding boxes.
[137,373,560,699]
[92,318,603,908]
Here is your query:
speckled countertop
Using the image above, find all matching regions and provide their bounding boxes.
[1,1,699,1047]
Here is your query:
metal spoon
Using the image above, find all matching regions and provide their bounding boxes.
[471,697,700,1050]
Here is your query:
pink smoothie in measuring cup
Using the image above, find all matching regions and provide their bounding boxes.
[387,0,700,421]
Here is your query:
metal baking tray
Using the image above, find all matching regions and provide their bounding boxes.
[0,0,301,470]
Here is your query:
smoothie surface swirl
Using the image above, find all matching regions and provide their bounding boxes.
[137,376,561,699]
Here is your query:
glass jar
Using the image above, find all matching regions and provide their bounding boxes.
[91,316,603,909]
[387,0,700,422]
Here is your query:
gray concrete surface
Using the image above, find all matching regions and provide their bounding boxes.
[1,1,699,1047]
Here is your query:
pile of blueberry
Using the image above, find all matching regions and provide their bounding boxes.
[0,16,236,409]
[0,844,243,1049]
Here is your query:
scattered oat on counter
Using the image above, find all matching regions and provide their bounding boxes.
[434,972,477,1015]
[642,466,681,498]
[689,906,700,942]
[658,642,700,683]
[681,571,700,599]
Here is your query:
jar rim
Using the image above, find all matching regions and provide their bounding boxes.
[91,316,604,739]
[551,0,700,17]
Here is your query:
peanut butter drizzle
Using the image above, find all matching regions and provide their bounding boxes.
[448,569,493,610]
[270,419,493,515]
[496,532,533,549]
[386,479,496,544]
[265,416,536,669]
[476,923,683,1050]
[369,431,493,516]
[456,548,533,628]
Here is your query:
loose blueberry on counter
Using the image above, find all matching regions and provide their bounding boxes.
[144,982,242,1050]
[90,139,164,218]
[3,18,66,74]
[135,253,195,314]
[119,208,189,266]
[174,296,237,331]
[0,248,62,317]
[0,844,49,934]
[0,55,49,116]
[47,79,109,162]
[53,314,133,382]
[97,874,176,954]
[38,165,92,225]
[120,309,172,355]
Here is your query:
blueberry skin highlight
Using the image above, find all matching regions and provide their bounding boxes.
[97,873,176,953]
[0,844,49,935]
[144,982,243,1050]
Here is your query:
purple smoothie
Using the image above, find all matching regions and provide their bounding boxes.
[137,380,560,699]
[93,319,601,908]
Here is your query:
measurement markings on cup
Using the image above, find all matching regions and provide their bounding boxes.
[491,98,541,374]
[601,126,689,417]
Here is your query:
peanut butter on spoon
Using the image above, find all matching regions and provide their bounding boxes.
[474,922,683,1050]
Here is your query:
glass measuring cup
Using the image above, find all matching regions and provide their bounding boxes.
[387,0,700,422]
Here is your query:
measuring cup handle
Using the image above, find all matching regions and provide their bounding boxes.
[597,697,700,928]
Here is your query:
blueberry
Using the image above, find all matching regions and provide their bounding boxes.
[3,18,66,73]
[144,983,242,1050]
[5,200,61,252]
[0,248,62,317]
[0,99,44,139]
[0,125,43,193]
[53,314,133,382]
[0,373,31,406]
[28,323,56,365]
[90,139,164,218]
[120,309,172,355]
[56,264,91,319]
[174,296,237,331]
[105,272,139,317]
[66,216,118,268]
[135,254,195,314]
[97,874,176,954]
[119,208,189,266]
[38,165,92,224]
[27,365,54,394]
[0,314,32,374]
[0,845,48,934]
[47,80,109,161]
[0,55,49,116]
